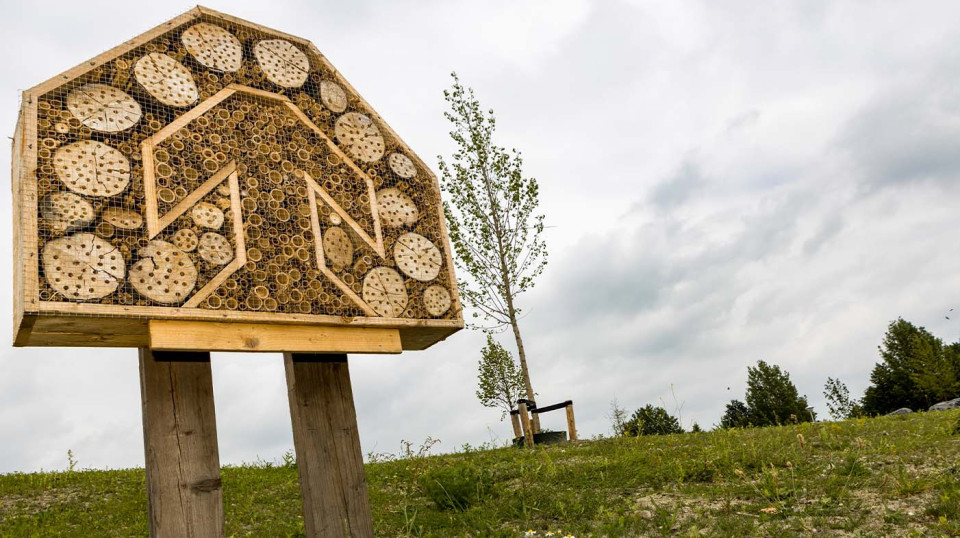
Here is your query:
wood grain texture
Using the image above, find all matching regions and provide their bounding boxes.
[181,22,243,73]
[149,321,401,353]
[303,42,463,320]
[510,413,523,439]
[518,402,534,448]
[139,348,224,538]
[15,12,465,350]
[15,313,457,350]
[565,403,578,441]
[284,353,374,538]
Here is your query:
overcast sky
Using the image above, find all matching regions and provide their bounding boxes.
[2,0,960,474]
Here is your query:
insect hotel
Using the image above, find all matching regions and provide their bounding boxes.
[11,7,462,536]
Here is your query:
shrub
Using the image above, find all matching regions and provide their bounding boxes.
[420,461,493,511]
[623,405,683,436]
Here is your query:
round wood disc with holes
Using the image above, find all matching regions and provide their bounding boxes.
[254,39,309,88]
[54,140,131,198]
[101,207,142,230]
[66,83,142,133]
[191,202,224,229]
[423,284,452,316]
[362,267,408,317]
[181,22,243,72]
[171,228,199,252]
[198,232,233,265]
[42,233,125,301]
[334,112,384,163]
[376,188,418,227]
[388,153,417,178]
[322,226,353,267]
[42,192,95,233]
[130,240,198,304]
[134,53,199,107]
[394,232,442,282]
[320,80,348,113]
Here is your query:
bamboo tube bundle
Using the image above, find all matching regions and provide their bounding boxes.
[17,8,461,347]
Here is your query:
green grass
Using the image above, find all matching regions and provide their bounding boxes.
[2,410,960,536]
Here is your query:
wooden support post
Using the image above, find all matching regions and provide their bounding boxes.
[518,402,534,448]
[284,353,374,538]
[510,411,523,439]
[565,403,578,441]
[139,348,224,538]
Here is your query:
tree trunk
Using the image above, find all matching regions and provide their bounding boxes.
[509,311,539,432]
[472,121,539,432]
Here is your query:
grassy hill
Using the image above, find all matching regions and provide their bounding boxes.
[2,410,959,537]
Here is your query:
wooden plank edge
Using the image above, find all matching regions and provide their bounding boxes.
[148,320,402,353]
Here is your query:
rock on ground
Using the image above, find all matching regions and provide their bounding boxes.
[928,398,960,412]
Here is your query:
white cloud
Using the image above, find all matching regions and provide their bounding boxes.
[2,0,960,473]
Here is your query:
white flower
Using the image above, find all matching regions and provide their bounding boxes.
[524,531,537,537]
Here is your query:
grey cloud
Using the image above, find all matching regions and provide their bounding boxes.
[4,1,960,473]
[725,109,760,133]
[839,77,960,189]
[650,157,705,208]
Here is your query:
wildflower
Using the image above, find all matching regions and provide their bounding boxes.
[524,531,537,537]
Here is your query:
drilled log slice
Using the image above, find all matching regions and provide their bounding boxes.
[254,39,309,88]
[320,80,348,113]
[191,202,224,229]
[394,232,442,282]
[334,112,384,163]
[376,188,418,228]
[181,22,243,72]
[423,284,452,316]
[54,140,131,197]
[42,233,125,301]
[362,267,408,317]
[134,53,199,107]
[102,207,143,230]
[388,153,417,179]
[171,228,199,252]
[198,232,234,265]
[322,226,354,268]
[42,192,95,233]
[66,83,142,133]
[130,240,198,304]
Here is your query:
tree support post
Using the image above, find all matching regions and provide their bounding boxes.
[565,402,578,441]
[284,353,374,538]
[518,402,535,448]
[510,411,523,439]
[139,349,224,538]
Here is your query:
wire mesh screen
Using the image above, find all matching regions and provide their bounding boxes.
[19,9,459,327]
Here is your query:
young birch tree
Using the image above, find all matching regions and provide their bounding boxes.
[438,73,548,426]
[476,335,526,420]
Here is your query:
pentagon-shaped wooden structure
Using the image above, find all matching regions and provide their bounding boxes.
[12,6,462,352]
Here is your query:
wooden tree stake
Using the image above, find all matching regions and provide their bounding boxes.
[139,348,224,538]
[284,353,374,538]
[565,403,578,441]
[510,412,523,439]
[518,402,534,448]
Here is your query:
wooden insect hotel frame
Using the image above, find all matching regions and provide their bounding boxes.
[11,7,462,536]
